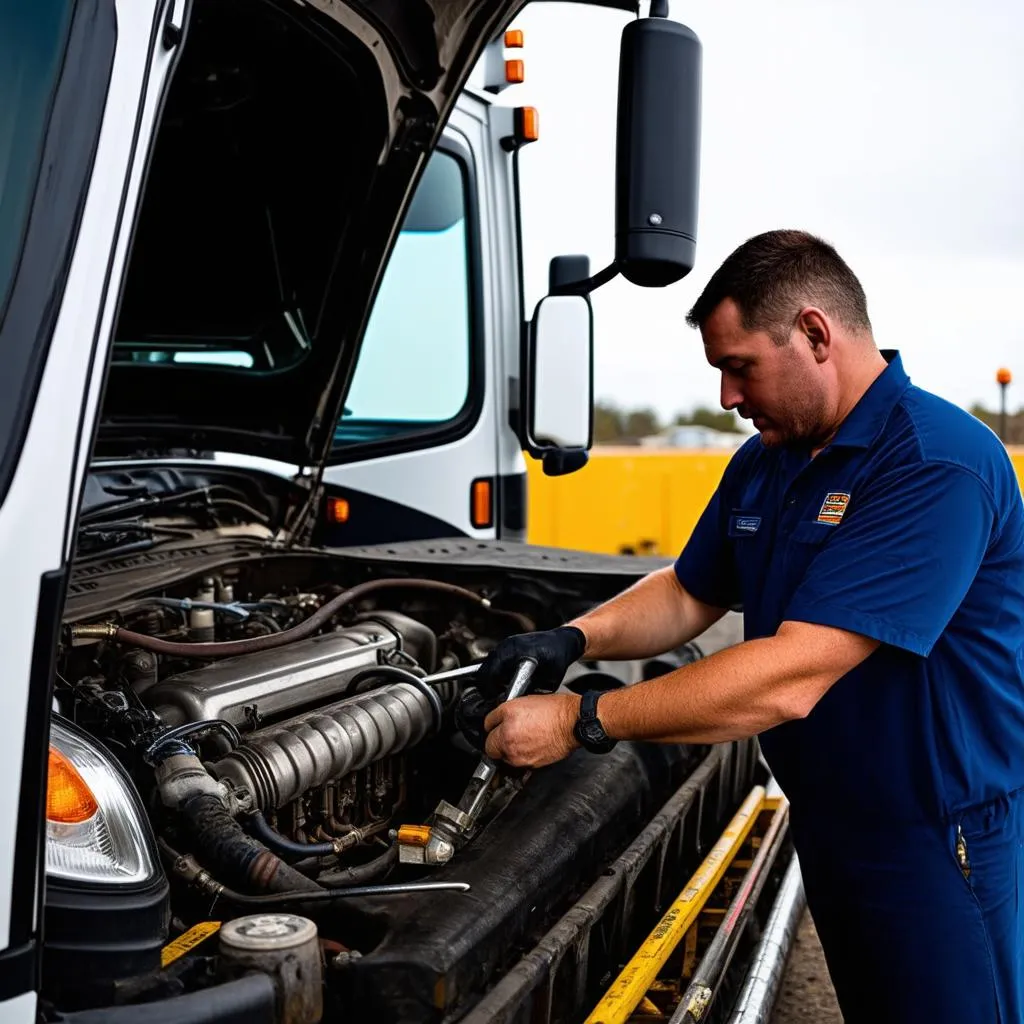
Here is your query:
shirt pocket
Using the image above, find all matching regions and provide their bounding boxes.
[789,520,836,546]
[785,519,835,580]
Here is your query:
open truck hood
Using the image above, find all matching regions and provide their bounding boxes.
[94,0,538,469]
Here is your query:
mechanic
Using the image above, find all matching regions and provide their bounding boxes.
[460,230,1024,1023]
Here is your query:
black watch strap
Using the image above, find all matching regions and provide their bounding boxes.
[573,690,617,754]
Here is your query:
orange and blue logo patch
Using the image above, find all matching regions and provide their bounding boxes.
[817,491,851,526]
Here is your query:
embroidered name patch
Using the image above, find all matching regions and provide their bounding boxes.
[730,515,762,534]
[817,491,851,526]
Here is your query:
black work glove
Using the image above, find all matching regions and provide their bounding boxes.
[454,626,586,751]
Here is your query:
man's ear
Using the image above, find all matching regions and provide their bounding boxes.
[796,307,832,364]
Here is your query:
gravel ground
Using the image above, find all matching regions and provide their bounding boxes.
[769,912,843,1023]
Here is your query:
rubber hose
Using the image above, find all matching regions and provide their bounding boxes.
[243,811,336,860]
[110,579,506,659]
[348,666,444,731]
[179,794,321,894]
[318,844,398,888]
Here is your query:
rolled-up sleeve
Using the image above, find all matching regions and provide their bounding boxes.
[783,461,997,656]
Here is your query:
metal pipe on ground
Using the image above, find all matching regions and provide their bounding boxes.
[724,855,806,1024]
[669,798,790,1023]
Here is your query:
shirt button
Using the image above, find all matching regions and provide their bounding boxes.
[786,497,797,507]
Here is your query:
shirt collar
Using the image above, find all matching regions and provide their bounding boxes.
[828,349,910,449]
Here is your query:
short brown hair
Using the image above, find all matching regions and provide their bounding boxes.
[685,230,872,344]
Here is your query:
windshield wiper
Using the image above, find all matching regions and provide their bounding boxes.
[74,521,196,560]
[81,486,270,528]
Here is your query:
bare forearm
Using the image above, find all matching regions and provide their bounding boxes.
[568,566,727,661]
[596,621,879,744]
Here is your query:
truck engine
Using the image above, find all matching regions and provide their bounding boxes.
[48,553,711,1022]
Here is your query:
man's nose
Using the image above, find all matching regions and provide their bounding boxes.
[720,375,743,411]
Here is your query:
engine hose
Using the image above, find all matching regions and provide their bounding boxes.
[158,837,467,907]
[90,579,514,659]
[348,666,444,731]
[144,719,242,766]
[317,843,398,888]
[243,811,336,860]
[179,794,321,894]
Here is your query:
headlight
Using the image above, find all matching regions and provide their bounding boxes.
[47,718,157,885]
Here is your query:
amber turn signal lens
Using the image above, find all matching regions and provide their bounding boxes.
[505,59,524,84]
[327,497,350,523]
[47,747,98,824]
[515,106,539,143]
[471,478,494,530]
[504,29,524,48]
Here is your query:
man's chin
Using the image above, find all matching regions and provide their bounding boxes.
[755,424,786,448]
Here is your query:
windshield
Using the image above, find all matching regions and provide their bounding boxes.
[332,147,476,450]
[0,0,75,323]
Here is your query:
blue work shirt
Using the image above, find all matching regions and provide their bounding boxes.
[675,351,1024,826]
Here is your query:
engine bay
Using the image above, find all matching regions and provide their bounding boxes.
[47,550,701,1021]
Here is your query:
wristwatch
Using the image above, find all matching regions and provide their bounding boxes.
[573,690,618,754]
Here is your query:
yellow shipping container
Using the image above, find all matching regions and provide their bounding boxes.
[527,446,1024,557]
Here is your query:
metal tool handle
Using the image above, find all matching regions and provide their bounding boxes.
[503,657,538,702]
[451,657,539,825]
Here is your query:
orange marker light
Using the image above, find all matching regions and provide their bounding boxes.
[504,29,524,48]
[505,59,525,84]
[47,748,98,824]
[515,106,539,143]
[471,478,493,530]
[327,497,350,524]
[997,367,1013,386]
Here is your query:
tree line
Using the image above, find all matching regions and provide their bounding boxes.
[594,401,1024,446]
[594,402,746,444]
[970,404,1024,445]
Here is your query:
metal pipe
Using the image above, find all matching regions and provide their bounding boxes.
[724,855,806,1024]
[670,799,790,1023]
[585,785,766,1024]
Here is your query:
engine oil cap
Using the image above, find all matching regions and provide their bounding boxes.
[219,913,317,952]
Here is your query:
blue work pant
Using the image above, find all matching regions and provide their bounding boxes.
[790,789,1024,1023]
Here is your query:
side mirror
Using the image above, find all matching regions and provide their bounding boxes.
[521,257,593,477]
[615,14,702,287]
[548,12,703,300]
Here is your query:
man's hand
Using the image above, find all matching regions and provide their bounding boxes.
[455,626,586,750]
[483,693,581,768]
[475,627,587,698]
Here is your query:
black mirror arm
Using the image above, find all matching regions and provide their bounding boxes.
[548,261,620,297]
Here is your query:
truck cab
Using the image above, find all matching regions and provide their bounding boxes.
[0,2,782,1022]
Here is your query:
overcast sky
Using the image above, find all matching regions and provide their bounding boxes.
[498,0,1024,423]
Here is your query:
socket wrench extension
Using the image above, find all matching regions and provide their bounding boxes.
[416,658,539,865]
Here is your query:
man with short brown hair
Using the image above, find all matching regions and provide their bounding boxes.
[463,230,1024,1023]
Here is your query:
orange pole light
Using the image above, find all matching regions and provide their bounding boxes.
[997,368,1012,442]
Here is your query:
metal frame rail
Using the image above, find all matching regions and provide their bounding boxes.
[461,739,760,1024]
[584,784,792,1024]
